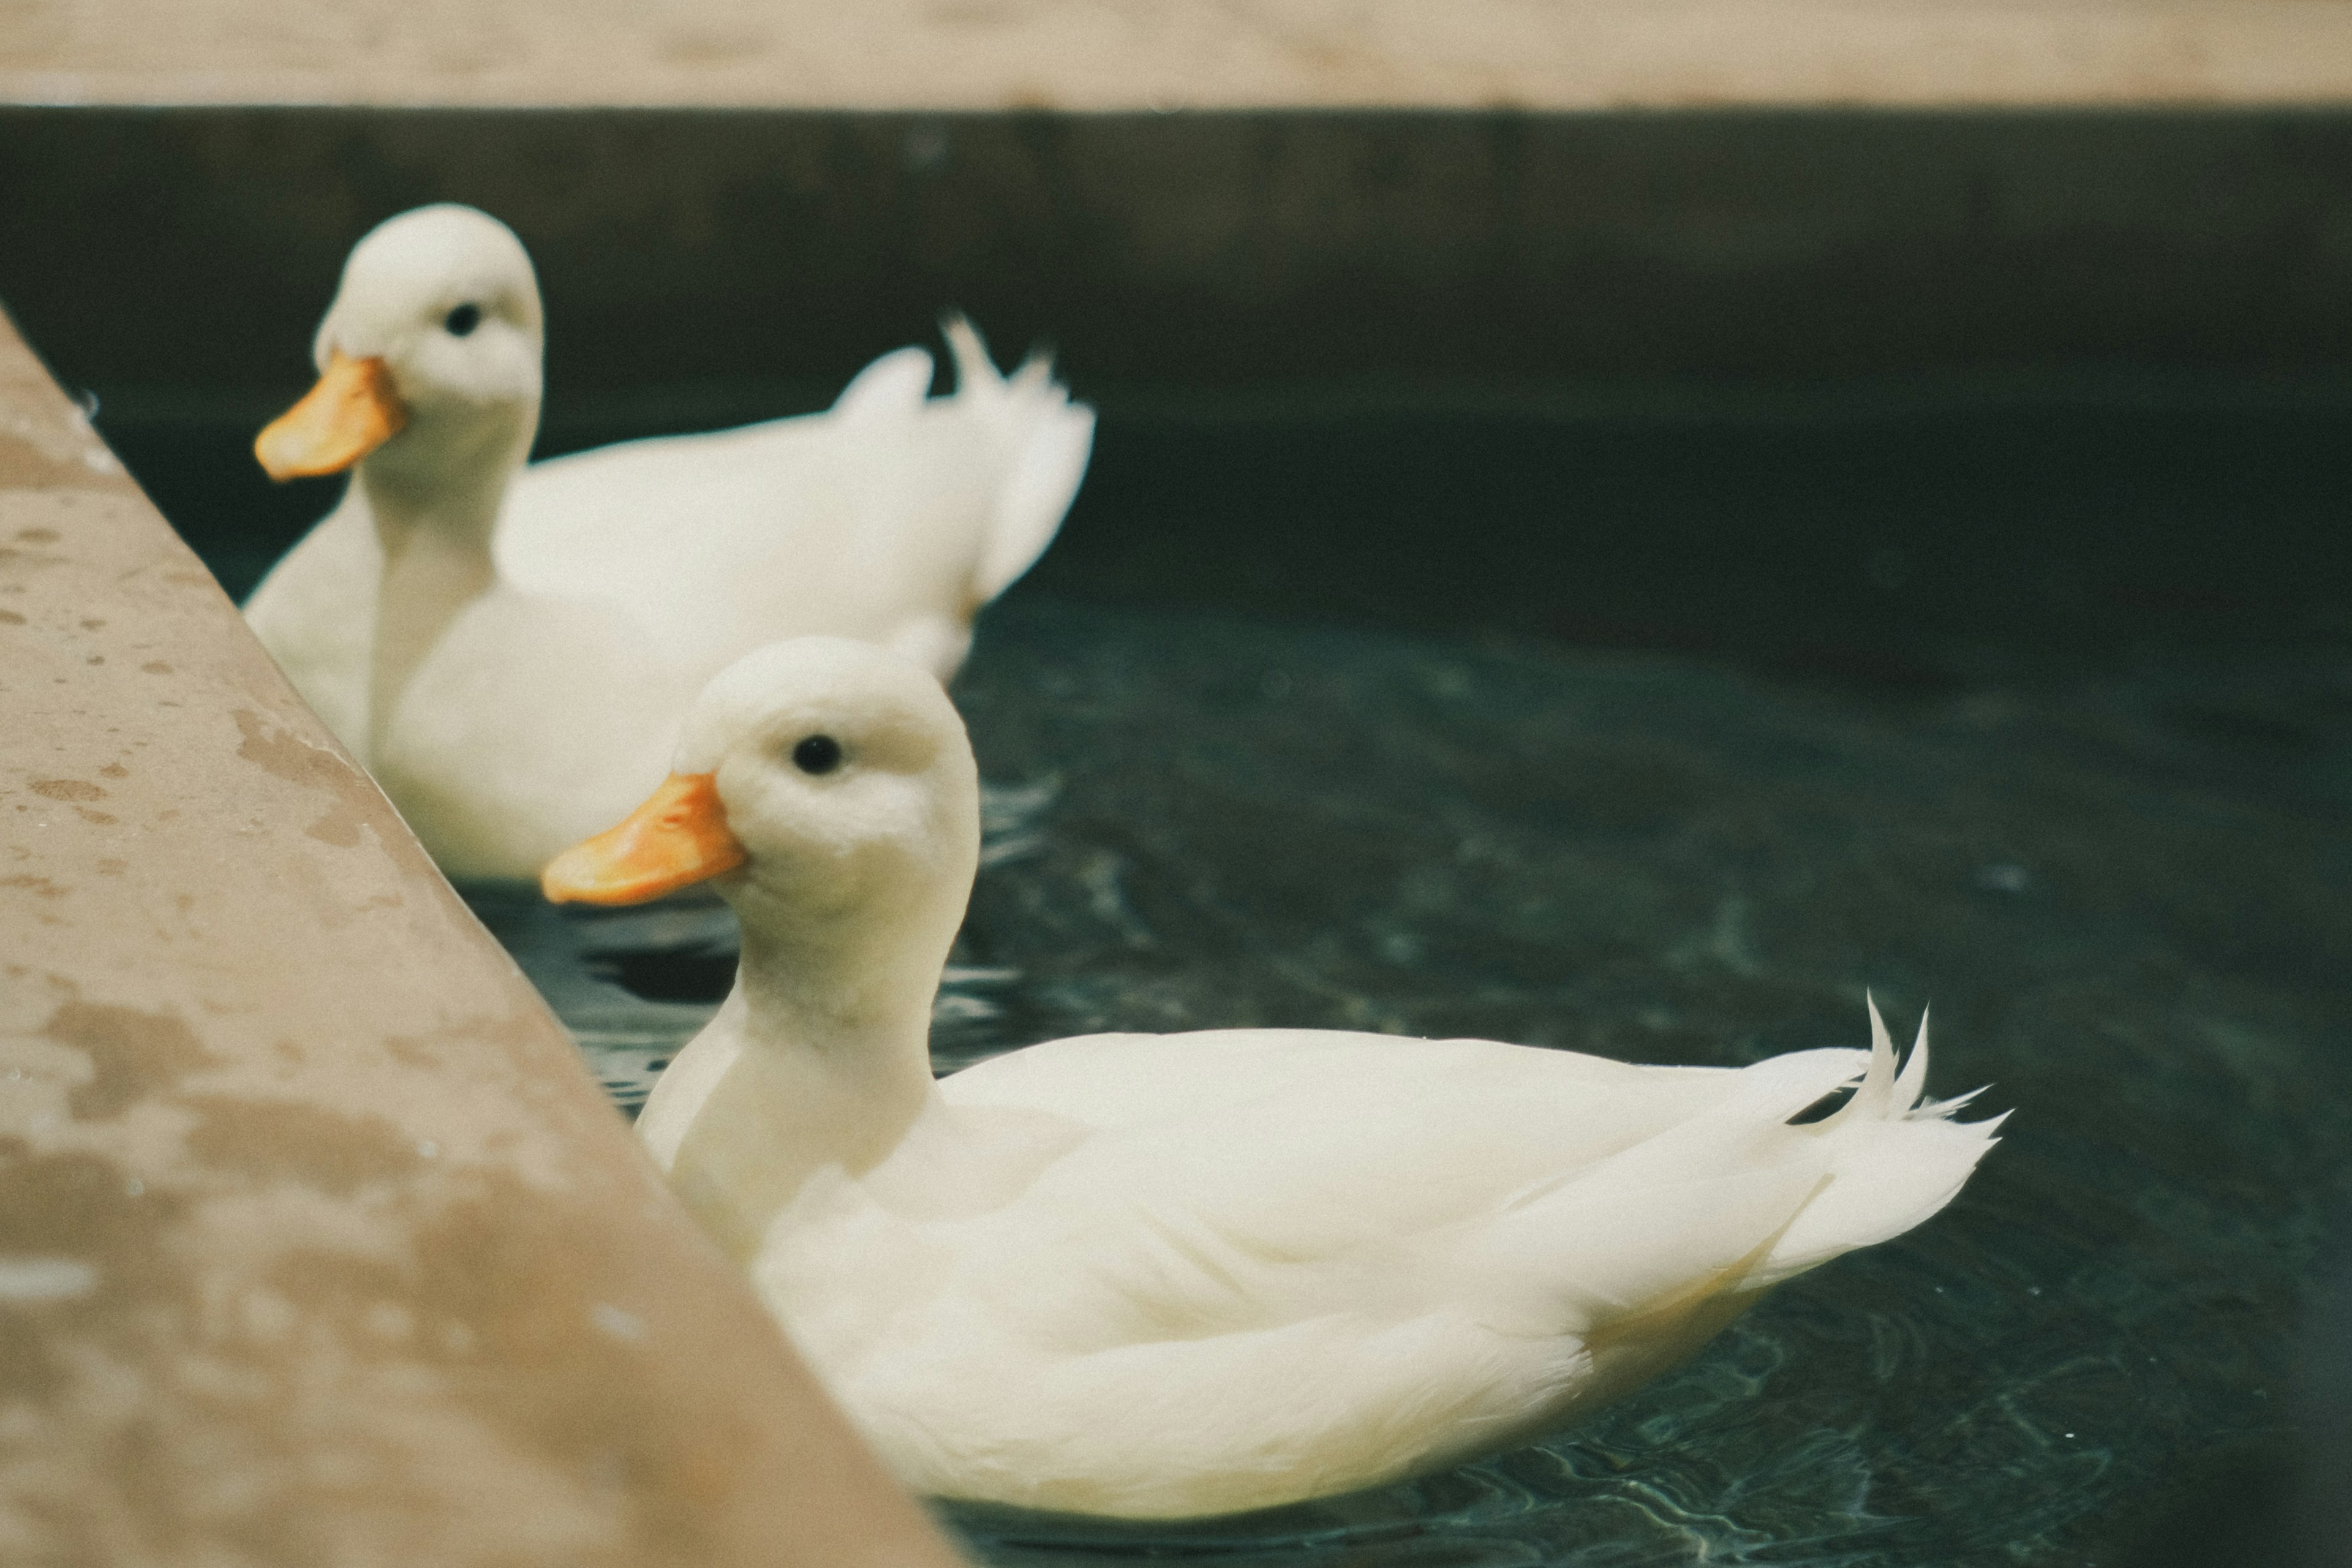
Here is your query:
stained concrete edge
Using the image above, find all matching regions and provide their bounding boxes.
[0,309,966,1565]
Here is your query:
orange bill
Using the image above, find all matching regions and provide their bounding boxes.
[254,349,408,480]
[541,772,748,906]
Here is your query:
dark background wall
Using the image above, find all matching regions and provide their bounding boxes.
[3,106,2349,688]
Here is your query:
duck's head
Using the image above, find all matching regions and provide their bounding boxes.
[543,638,982,979]
[256,204,544,491]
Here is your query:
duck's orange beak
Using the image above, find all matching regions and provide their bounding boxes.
[254,349,408,480]
[541,772,748,906]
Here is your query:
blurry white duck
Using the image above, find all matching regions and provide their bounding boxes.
[242,204,1093,880]
[541,638,2005,1521]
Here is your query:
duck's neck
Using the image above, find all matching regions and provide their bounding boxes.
[361,400,535,756]
[666,884,959,1261]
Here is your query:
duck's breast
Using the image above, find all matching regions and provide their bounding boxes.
[243,495,382,760]
[375,587,688,878]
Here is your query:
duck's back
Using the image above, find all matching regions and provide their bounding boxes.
[758,1022,1997,1518]
[502,404,1006,677]
[502,333,1092,681]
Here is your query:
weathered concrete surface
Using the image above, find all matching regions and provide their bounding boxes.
[2,0,2351,108]
[0,312,963,1566]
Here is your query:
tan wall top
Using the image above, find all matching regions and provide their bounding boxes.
[0,311,965,1565]
[5,0,2352,109]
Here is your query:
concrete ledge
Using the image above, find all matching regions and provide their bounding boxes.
[0,309,965,1565]
[5,0,2352,109]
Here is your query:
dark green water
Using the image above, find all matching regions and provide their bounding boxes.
[458,597,2350,1568]
[125,385,2352,1564]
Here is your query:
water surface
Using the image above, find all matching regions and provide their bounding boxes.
[466,595,2352,1567]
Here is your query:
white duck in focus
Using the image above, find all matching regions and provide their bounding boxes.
[242,204,1093,880]
[541,638,2005,1521]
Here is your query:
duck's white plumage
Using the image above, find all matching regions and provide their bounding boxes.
[769,1017,1991,1518]
[560,644,2001,1521]
[243,205,1092,880]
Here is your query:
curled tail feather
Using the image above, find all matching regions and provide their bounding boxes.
[936,312,1096,606]
[941,312,1003,400]
[1766,995,2006,1283]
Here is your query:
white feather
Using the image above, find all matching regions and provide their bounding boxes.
[622,638,2006,1520]
[242,206,1091,878]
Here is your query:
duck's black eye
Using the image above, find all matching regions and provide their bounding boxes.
[443,303,483,337]
[792,734,843,775]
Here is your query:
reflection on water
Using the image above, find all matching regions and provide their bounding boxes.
[464,597,2352,1566]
